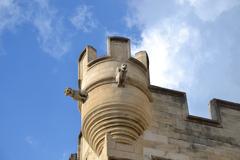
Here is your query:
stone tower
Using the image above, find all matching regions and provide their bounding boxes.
[66,36,240,160]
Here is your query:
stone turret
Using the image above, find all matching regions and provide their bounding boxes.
[66,36,240,160]
[66,36,152,157]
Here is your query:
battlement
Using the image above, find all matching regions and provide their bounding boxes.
[78,37,240,128]
[149,85,240,128]
[146,85,240,159]
[78,37,149,84]
[67,36,240,160]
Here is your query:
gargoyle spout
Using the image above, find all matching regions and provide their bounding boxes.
[64,87,88,103]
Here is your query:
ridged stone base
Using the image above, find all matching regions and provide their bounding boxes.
[82,103,150,155]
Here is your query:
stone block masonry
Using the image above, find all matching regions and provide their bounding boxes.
[66,36,240,160]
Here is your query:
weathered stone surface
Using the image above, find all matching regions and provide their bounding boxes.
[66,36,240,160]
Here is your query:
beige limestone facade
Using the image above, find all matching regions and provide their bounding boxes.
[66,36,240,160]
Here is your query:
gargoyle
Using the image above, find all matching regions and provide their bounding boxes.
[115,63,127,87]
[64,87,88,103]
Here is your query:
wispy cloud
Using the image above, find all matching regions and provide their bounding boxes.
[177,0,240,22]
[70,5,96,32]
[0,0,24,55]
[0,0,23,33]
[30,0,71,58]
[0,0,71,58]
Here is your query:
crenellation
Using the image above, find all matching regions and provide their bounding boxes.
[186,115,221,127]
[151,85,240,129]
[134,51,149,69]
[145,84,240,159]
[78,45,97,62]
[78,45,97,82]
[149,85,186,97]
[66,36,240,160]
[107,36,131,61]
[209,99,222,123]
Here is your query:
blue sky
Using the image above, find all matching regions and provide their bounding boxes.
[1,0,240,159]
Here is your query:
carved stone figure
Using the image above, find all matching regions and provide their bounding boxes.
[64,87,88,102]
[116,63,127,87]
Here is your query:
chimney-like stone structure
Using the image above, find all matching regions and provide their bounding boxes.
[66,36,240,160]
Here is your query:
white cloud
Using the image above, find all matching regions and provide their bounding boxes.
[132,20,201,89]
[0,0,24,55]
[70,5,96,32]
[30,0,71,58]
[0,1,100,58]
[0,0,23,33]
[126,1,202,89]
[0,0,71,58]
[127,0,240,117]
[178,0,240,21]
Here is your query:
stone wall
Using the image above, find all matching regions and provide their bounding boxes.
[78,84,240,160]
[67,36,240,160]
[143,86,240,160]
